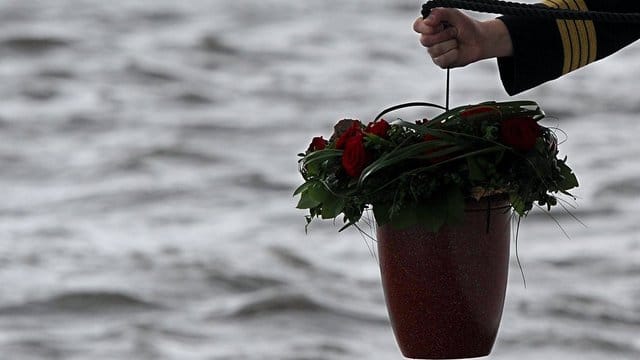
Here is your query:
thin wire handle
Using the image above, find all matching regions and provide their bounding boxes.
[445,67,450,111]
[374,102,447,121]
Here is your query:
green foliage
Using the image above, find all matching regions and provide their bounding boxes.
[295,101,578,232]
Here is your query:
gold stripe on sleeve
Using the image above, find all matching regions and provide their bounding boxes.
[574,0,597,63]
[566,0,589,67]
[565,14,581,70]
[544,0,573,74]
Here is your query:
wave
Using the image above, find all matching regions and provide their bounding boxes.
[268,246,314,270]
[520,293,640,329]
[50,186,193,212]
[198,35,238,55]
[207,271,285,293]
[88,146,222,175]
[543,254,608,269]
[0,291,163,316]
[2,338,69,360]
[213,288,387,325]
[135,147,222,165]
[507,328,640,356]
[523,205,619,222]
[37,68,76,79]
[124,62,181,84]
[595,177,640,198]
[136,9,186,24]
[0,35,72,54]
[546,295,640,327]
[227,291,329,318]
[233,172,293,192]
[174,91,216,105]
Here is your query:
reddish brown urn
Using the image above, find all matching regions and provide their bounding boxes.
[377,198,511,359]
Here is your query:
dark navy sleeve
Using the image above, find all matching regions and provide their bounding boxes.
[497,0,640,95]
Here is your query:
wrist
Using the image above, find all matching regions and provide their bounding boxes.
[479,19,513,60]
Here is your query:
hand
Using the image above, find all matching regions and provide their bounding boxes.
[413,8,513,69]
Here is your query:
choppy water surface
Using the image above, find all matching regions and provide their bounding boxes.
[0,1,639,359]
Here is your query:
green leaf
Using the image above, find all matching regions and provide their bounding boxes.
[301,149,342,175]
[408,186,464,231]
[296,194,321,209]
[509,193,530,216]
[558,161,579,190]
[302,149,343,165]
[293,182,312,196]
[466,157,485,182]
[359,141,461,184]
[308,182,331,203]
[386,195,454,232]
[320,194,345,219]
[295,181,334,210]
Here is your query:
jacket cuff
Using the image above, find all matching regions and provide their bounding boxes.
[497,15,563,95]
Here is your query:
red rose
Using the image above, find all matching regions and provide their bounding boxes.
[336,121,363,150]
[365,119,390,138]
[499,116,541,152]
[342,133,368,177]
[307,136,328,152]
[460,105,500,120]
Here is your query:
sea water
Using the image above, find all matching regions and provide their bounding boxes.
[0,0,639,359]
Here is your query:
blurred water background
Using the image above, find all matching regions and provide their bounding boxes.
[0,0,639,359]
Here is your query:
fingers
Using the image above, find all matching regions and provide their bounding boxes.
[424,8,462,27]
[419,26,457,47]
[427,38,457,58]
[413,16,445,36]
[413,8,459,31]
[432,48,459,69]
[413,8,465,69]
[413,10,458,47]
[427,38,459,68]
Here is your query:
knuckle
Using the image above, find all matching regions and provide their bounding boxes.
[445,39,458,50]
[433,57,447,69]
[421,35,436,47]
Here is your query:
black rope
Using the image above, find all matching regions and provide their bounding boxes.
[422,0,640,23]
